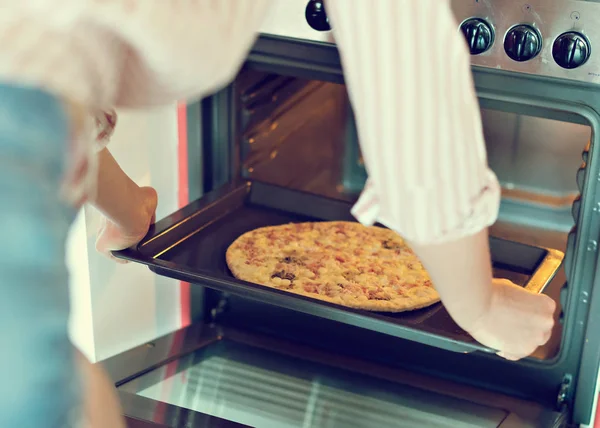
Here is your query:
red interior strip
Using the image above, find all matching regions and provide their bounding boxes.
[153,332,186,423]
[594,394,600,428]
[177,102,191,327]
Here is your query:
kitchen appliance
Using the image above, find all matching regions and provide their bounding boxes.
[105,1,600,426]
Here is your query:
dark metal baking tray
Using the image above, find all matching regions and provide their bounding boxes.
[114,180,564,354]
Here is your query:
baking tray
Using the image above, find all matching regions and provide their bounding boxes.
[114,180,564,354]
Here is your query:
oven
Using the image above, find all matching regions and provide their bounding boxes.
[104,1,600,427]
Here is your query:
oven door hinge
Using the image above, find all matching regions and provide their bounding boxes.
[210,293,230,323]
[557,374,573,410]
[549,375,577,428]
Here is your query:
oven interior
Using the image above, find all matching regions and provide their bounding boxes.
[200,58,580,358]
[112,36,600,427]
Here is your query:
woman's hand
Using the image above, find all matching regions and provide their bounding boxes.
[95,185,157,263]
[465,278,556,361]
[88,147,158,263]
[408,229,556,362]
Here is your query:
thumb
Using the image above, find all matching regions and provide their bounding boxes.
[95,219,131,263]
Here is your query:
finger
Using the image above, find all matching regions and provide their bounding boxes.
[532,308,556,334]
[540,329,552,346]
[492,277,519,286]
[496,351,523,361]
[509,341,544,360]
[96,236,130,264]
[542,315,555,332]
[108,253,129,264]
[96,220,144,254]
[497,343,539,361]
[100,248,129,264]
[533,292,555,308]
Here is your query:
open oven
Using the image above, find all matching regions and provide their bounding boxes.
[104,1,600,427]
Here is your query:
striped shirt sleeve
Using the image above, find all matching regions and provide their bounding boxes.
[327,0,501,244]
[93,109,117,151]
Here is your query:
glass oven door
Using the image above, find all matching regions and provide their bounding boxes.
[107,323,563,428]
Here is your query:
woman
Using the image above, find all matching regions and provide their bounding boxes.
[0,1,554,427]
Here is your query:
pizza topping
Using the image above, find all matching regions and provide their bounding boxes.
[281,256,301,265]
[305,262,323,276]
[391,285,406,295]
[342,270,359,281]
[368,289,392,300]
[271,270,295,281]
[334,224,347,234]
[367,267,384,275]
[321,283,341,297]
[341,284,361,295]
[275,281,293,290]
[382,240,401,250]
[304,283,319,293]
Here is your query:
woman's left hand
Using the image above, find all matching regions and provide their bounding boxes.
[95,186,157,263]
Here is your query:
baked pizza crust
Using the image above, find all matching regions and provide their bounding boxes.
[226,221,440,312]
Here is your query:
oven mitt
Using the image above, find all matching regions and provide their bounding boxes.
[95,186,157,263]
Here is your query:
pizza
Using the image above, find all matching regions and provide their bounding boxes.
[225,221,440,312]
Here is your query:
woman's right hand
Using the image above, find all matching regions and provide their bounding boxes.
[465,278,556,361]
[408,230,556,362]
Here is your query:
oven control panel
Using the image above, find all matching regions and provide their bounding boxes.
[260,0,335,44]
[452,0,600,84]
[260,0,600,84]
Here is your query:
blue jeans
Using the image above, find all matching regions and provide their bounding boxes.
[0,84,80,427]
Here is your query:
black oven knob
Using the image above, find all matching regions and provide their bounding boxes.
[460,18,494,55]
[305,0,331,32]
[504,25,542,62]
[552,32,591,69]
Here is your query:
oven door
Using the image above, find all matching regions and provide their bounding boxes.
[105,322,566,428]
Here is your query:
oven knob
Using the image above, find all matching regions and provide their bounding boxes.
[460,18,494,55]
[552,32,591,69]
[504,25,542,62]
[305,0,331,32]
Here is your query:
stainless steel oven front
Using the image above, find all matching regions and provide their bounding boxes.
[106,1,600,427]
